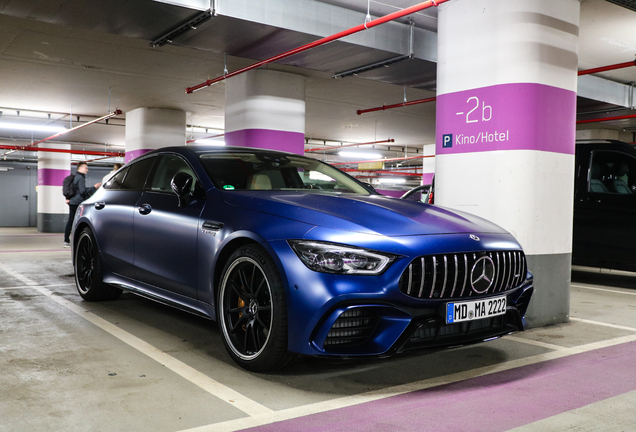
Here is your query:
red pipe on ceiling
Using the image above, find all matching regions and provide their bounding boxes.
[30,110,123,147]
[305,138,394,153]
[0,144,124,157]
[578,60,636,76]
[576,113,636,124]
[185,0,450,94]
[341,168,422,177]
[356,97,437,115]
[186,133,225,144]
[331,154,434,165]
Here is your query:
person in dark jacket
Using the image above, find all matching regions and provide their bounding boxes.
[63,162,101,247]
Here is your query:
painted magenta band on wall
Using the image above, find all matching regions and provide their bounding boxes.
[436,83,576,156]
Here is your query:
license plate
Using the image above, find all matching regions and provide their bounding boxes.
[446,296,507,324]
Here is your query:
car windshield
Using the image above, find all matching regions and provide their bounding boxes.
[199,151,371,194]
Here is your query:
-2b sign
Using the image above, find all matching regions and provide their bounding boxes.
[443,134,453,148]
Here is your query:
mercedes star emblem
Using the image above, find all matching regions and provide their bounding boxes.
[470,256,495,294]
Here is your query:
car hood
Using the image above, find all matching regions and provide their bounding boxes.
[221,192,508,237]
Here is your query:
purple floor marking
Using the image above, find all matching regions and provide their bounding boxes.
[240,341,636,432]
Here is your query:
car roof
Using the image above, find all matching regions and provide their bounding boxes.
[149,145,303,158]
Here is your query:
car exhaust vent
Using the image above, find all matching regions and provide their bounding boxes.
[398,250,527,300]
[323,308,379,348]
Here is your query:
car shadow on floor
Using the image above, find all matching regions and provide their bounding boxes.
[572,269,636,290]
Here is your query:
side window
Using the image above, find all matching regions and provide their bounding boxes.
[122,156,156,190]
[103,167,129,190]
[589,151,636,195]
[148,154,197,193]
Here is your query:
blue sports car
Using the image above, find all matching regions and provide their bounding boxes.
[72,146,534,371]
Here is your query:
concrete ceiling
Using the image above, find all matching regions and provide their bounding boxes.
[0,0,634,176]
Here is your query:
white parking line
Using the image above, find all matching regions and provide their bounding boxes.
[179,332,636,432]
[571,283,636,296]
[0,261,272,418]
[570,317,636,333]
[0,283,75,290]
[505,335,567,351]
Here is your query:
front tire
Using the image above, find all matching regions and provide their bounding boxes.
[217,244,291,372]
[74,228,122,301]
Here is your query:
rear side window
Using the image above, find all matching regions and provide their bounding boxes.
[148,154,198,193]
[122,156,156,190]
[103,167,129,190]
[589,150,636,194]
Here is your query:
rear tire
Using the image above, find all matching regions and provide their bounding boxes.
[217,244,291,372]
[74,228,122,301]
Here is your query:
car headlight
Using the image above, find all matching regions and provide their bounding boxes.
[288,240,399,275]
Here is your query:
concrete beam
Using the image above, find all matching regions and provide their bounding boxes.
[215,0,438,63]
[578,75,634,108]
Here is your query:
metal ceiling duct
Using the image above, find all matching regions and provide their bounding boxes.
[605,0,636,12]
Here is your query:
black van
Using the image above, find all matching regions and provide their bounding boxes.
[573,140,636,272]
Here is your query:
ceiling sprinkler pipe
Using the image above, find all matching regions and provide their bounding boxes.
[341,168,422,177]
[30,110,123,148]
[331,154,435,166]
[186,133,225,144]
[356,97,437,115]
[185,0,450,94]
[305,138,394,153]
[578,60,636,76]
[576,113,636,124]
[0,144,124,157]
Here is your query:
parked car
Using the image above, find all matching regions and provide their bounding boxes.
[400,184,430,202]
[573,140,636,272]
[401,178,435,204]
[72,146,534,371]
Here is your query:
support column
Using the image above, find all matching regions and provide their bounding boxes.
[125,108,186,162]
[435,0,580,327]
[37,143,71,233]
[225,69,305,155]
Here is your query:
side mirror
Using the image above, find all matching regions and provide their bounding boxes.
[171,172,193,208]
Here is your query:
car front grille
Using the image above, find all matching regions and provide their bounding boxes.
[398,250,527,300]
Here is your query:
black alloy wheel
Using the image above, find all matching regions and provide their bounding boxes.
[218,244,291,371]
[74,228,121,301]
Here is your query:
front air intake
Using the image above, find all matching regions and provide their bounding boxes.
[323,308,379,348]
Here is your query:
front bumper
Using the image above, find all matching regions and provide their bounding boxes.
[268,235,535,357]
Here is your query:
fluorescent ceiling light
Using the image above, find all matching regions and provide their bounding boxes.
[378,178,406,184]
[339,151,382,159]
[195,139,225,146]
[309,171,335,182]
[0,122,67,133]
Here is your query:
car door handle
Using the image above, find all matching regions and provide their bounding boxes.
[138,204,152,215]
[94,201,106,210]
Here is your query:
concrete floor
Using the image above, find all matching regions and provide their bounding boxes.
[1,227,635,432]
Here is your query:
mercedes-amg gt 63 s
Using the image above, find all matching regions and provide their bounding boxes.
[72,146,534,371]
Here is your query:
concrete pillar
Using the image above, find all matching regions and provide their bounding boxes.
[225,69,305,155]
[125,108,187,162]
[435,0,580,327]
[37,143,71,232]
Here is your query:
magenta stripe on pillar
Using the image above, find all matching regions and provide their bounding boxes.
[38,168,70,186]
[225,129,305,155]
[436,83,576,156]
[125,148,153,163]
